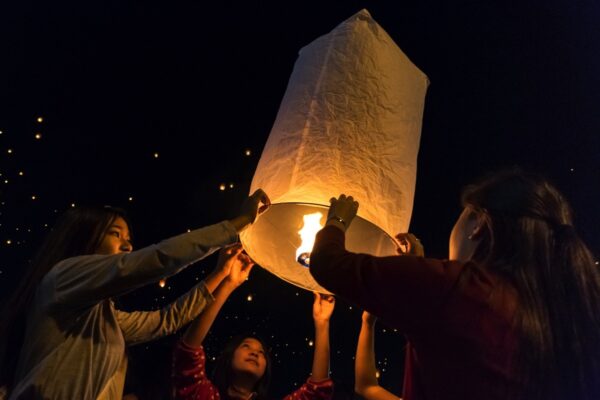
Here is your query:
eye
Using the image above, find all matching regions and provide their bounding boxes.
[109,230,121,238]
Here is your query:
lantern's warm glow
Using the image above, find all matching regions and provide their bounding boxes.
[159,279,166,288]
[239,9,427,293]
[296,212,324,267]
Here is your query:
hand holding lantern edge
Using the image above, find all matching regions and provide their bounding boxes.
[326,194,359,232]
[229,189,271,233]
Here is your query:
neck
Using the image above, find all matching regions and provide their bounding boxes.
[228,376,257,399]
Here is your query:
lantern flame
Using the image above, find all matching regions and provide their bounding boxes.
[296,212,324,267]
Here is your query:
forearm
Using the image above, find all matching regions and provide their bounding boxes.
[355,322,378,392]
[182,281,236,347]
[311,321,330,381]
[203,268,229,294]
[227,215,253,233]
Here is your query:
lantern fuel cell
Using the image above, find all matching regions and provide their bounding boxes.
[240,9,428,293]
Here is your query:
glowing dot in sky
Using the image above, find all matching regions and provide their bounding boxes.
[7,149,13,154]
[6,240,11,245]
[31,195,36,200]
[71,203,76,207]
[128,196,133,201]
[219,184,226,191]
[247,294,253,301]
[308,340,314,347]
[245,149,251,156]
[37,117,43,123]
[229,183,234,189]
[159,279,166,288]
[18,171,24,176]
[35,133,42,139]
[153,152,159,158]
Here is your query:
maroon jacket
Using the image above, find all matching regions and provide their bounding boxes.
[310,226,521,399]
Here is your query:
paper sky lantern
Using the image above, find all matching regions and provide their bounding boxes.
[240,9,428,293]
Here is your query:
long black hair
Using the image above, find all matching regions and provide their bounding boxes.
[0,205,130,390]
[212,334,273,400]
[461,168,600,399]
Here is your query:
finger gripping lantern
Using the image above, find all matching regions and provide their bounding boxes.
[240,9,428,293]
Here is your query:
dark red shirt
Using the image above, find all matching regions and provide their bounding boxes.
[172,341,334,400]
[310,226,521,400]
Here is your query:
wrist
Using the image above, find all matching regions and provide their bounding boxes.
[325,217,346,232]
[223,277,243,288]
[314,319,330,328]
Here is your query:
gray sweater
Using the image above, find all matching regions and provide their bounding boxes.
[8,221,238,399]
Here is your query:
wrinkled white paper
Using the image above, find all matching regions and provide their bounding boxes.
[241,9,428,292]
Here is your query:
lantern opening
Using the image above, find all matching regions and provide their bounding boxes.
[296,212,324,267]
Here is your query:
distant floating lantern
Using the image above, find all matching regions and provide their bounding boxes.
[240,9,428,293]
[158,278,166,288]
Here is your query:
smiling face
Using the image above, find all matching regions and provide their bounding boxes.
[95,216,133,255]
[231,338,267,380]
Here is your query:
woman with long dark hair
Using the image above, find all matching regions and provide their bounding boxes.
[310,169,600,399]
[172,244,335,400]
[0,190,270,399]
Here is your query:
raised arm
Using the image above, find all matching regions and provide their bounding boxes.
[114,245,242,345]
[311,293,335,381]
[310,195,460,331]
[355,312,401,400]
[182,245,253,347]
[50,190,269,307]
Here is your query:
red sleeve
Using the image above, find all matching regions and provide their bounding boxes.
[309,226,466,332]
[283,378,334,400]
[172,341,221,400]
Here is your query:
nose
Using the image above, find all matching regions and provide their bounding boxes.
[120,239,133,253]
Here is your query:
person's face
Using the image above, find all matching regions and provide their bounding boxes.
[449,207,482,261]
[96,216,132,255]
[231,338,267,380]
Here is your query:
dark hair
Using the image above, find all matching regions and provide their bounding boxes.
[212,334,272,400]
[0,205,130,390]
[461,168,600,399]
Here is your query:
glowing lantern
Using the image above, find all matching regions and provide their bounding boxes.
[240,9,428,293]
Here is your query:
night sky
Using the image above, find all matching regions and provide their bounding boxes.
[1,1,599,398]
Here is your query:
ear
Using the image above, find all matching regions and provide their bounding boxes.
[469,213,487,240]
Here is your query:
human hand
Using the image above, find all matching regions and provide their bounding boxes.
[312,292,335,323]
[216,244,254,287]
[361,311,377,326]
[395,233,424,257]
[230,189,271,232]
[240,189,271,223]
[326,194,359,232]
